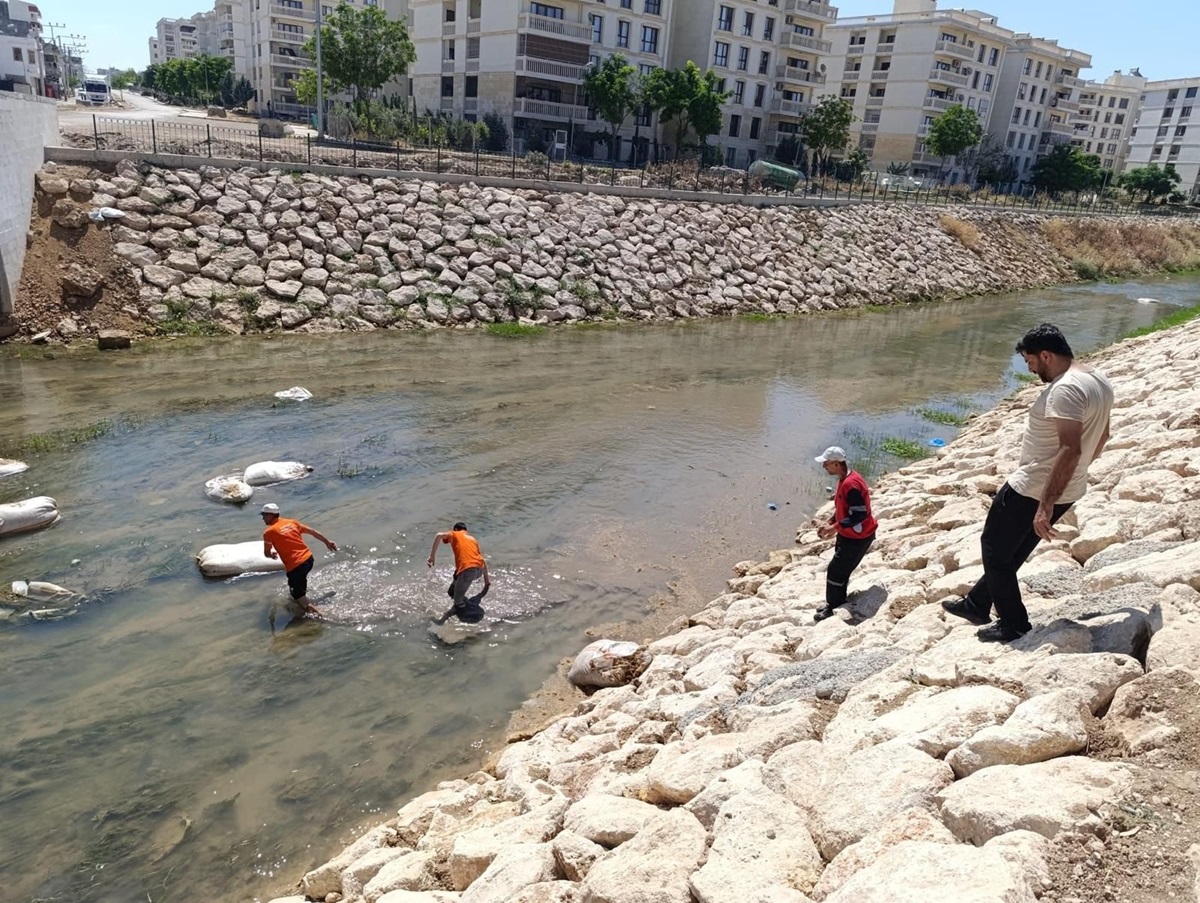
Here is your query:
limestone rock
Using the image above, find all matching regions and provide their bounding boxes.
[97,329,132,350]
[459,843,556,903]
[945,689,1089,777]
[551,830,604,881]
[562,795,661,848]
[61,262,105,297]
[581,809,706,903]
[644,734,747,804]
[51,199,90,229]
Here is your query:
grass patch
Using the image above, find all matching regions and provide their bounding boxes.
[881,437,928,460]
[486,322,546,338]
[916,407,970,426]
[1014,372,1040,384]
[1121,303,1200,339]
[1072,259,1102,281]
[939,214,981,250]
[741,312,777,322]
[1,416,144,457]
[336,455,362,478]
[1042,218,1200,279]
[157,319,222,337]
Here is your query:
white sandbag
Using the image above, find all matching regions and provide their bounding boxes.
[567,639,651,689]
[204,475,254,504]
[196,541,286,577]
[0,458,29,478]
[274,386,313,401]
[242,461,313,486]
[12,580,78,603]
[0,496,60,537]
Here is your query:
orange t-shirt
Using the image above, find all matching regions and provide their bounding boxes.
[443,529,485,574]
[264,518,313,571]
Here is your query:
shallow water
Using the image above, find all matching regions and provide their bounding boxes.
[1,275,1197,901]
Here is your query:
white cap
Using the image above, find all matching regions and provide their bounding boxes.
[815,446,847,464]
[261,503,280,514]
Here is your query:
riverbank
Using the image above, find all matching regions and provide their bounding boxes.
[264,312,1200,903]
[10,160,1200,343]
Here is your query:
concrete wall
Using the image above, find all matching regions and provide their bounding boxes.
[0,90,56,323]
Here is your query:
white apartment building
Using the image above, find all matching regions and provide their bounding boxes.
[1072,69,1145,175]
[1126,77,1200,202]
[990,35,1090,184]
[1,0,45,96]
[668,0,833,168]
[215,0,250,77]
[825,0,1011,181]
[148,37,163,64]
[154,16,205,62]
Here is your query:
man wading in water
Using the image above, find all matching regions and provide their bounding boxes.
[261,503,338,631]
[813,446,878,622]
[428,522,490,624]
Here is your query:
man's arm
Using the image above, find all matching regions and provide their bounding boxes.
[300,524,337,551]
[427,532,447,567]
[838,488,870,529]
[482,561,491,588]
[1034,418,1083,540]
[1092,417,1111,461]
[264,538,277,560]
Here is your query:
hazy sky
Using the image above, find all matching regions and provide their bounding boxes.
[46,0,1194,83]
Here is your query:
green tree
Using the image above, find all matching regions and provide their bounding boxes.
[293,68,343,107]
[957,133,1014,186]
[304,3,416,122]
[925,104,982,181]
[141,64,159,91]
[582,53,637,159]
[833,145,870,182]
[109,68,138,98]
[1031,144,1103,194]
[481,111,510,153]
[688,68,729,154]
[232,75,255,107]
[774,134,805,168]
[1118,164,1183,204]
[801,96,853,175]
[641,62,726,159]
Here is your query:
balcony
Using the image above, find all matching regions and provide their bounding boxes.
[934,39,974,62]
[874,42,896,53]
[271,53,308,68]
[1051,96,1079,113]
[912,151,942,165]
[781,32,832,54]
[466,58,480,72]
[443,21,457,36]
[771,129,804,149]
[1056,73,1082,88]
[513,97,590,121]
[846,45,865,55]
[270,3,312,21]
[928,67,969,88]
[922,96,954,113]
[775,64,825,85]
[860,121,880,133]
[1046,120,1074,138]
[916,123,931,137]
[270,28,308,43]
[865,96,884,108]
[870,69,890,80]
[517,11,591,43]
[771,97,812,117]
[442,58,456,73]
[785,0,838,21]
[467,18,480,33]
[516,56,587,82]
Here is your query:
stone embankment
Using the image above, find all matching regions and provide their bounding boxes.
[15,158,1196,341]
[263,320,1200,901]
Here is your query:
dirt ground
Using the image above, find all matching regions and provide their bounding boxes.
[12,164,144,340]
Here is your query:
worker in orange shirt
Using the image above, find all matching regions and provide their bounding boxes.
[261,502,338,630]
[427,521,490,623]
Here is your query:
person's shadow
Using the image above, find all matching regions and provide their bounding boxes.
[268,617,326,656]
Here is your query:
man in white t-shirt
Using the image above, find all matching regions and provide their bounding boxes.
[943,324,1114,642]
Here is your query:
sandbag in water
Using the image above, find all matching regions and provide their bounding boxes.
[11,580,78,603]
[567,639,651,689]
[242,461,313,486]
[0,496,60,537]
[196,541,287,577]
[0,458,29,478]
[204,475,254,504]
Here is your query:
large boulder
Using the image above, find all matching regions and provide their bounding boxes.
[945,689,1089,777]
[643,734,747,804]
[562,795,661,848]
[580,809,706,903]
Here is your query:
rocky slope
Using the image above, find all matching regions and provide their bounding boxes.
[15,159,1196,341]
[260,314,1200,900]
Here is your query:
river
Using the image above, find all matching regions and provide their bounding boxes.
[1,275,1197,902]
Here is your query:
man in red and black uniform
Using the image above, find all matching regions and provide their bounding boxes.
[813,446,878,622]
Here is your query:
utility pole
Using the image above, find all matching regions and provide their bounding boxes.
[315,0,324,140]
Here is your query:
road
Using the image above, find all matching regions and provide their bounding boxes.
[57,90,264,135]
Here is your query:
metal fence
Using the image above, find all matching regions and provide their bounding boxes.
[71,114,1199,217]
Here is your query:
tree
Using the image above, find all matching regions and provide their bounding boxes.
[481,111,510,153]
[141,64,158,91]
[833,145,870,182]
[304,3,416,122]
[925,104,982,181]
[801,97,853,175]
[885,161,911,176]
[774,134,805,168]
[641,62,726,159]
[687,68,729,155]
[293,68,342,107]
[109,68,138,99]
[1031,144,1103,194]
[232,75,255,108]
[956,133,1013,186]
[582,53,637,159]
[1118,164,1183,204]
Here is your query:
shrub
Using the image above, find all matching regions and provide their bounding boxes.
[481,112,510,153]
[939,215,981,250]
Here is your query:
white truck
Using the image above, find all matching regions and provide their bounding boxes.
[76,76,111,106]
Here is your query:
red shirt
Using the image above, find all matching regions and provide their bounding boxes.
[834,471,877,540]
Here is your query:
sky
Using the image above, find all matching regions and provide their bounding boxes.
[44,0,1197,83]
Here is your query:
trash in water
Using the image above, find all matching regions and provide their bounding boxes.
[929,438,947,447]
[1135,298,1158,305]
[274,386,313,401]
[766,502,779,511]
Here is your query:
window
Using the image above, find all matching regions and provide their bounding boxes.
[1104,112,1112,123]
[733,80,744,103]
[1039,87,1046,104]
[728,114,741,138]
[621,0,631,7]
[1177,125,1188,137]
[639,63,654,76]
[441,76,453,97]
[736,46,749,71]
[1011,107,1021,124]
[465,76,478,97]
[750,117,761,140]
[644,0,660,13]
[713,41,729,67]
[1170,144,1182,155]
[725,147,737,166]
[1017,133,1026,150]
[1023,59,1032,75]
[635,102,651,126]
[1006,130,1015,148]
[753,84,765,107]
[1187,87,1198,99]
[616,20,629,48]
[747,149,757,164]
[364,0,376,6]
[742,11,754,36]
[530,3,564,18]
[444,40,455,60]
[1112,128,1121,139]
[1164,107,1175,119]
[1167,88,1179,101]
[758,51,770,74]
[989,48,999,67]
[1034,61,1043,78]
[640,25,658,53]
[983,73,992,92]
[1114,113,1125,125]
[972,71,979,90]
[764,17,775,42]
[1152,145,1163,157]
[1107,96,1116,107]
[1119,97,1129,109]
[1108,143,1119,155]
[977,43,985,63]
[1100,127,1108,139]
[1018,82,1027,100]
[717,5,733,31]
[1033,111,1041,127]
[1023,109,1031,125]
[590,14,602,43]
[1183,106,1194,119]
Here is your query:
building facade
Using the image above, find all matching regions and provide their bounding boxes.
[1,0,45,96]
[1072,69,1145,176]
[989,35,1090,184]
[824,0,1012,181]
[1125,77,1200,202]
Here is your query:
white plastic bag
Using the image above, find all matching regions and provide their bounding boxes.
[196,541,286,577]
[204,475,254,503]
[88,206,126,222]
[12,580,77,602]
[0,496,60,537]
[567,639,650,689]
[274,386,313,401]
[242,461,313,486]
[0,458,29,478]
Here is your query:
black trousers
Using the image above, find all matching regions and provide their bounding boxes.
[967,482,1072,632]
[826,534,875,608]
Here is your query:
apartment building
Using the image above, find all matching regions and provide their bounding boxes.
[1125,77,1200,202]
[1,0,45,96]
[214,0,249,77]
[411,0,670,157]
[825,0,1011,180]
[148,37,163,64]
[990,35,1090,183]
[1072,69,1145,175]
[153,15,207,62]
[667,0,833,168]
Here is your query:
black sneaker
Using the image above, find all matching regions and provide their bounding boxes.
[813,605,837,622]
[942,597,992,625]
[977,622,1029,643]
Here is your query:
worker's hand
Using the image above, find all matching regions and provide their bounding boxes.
[267,550,278,559]
[326,540,338,551]
[426,556,435,568]
[817,524,836,540]
[1033,505,1060,541]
